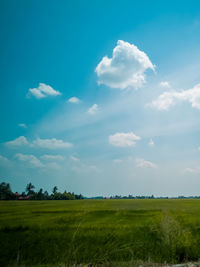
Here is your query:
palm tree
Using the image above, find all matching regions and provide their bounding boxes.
[52,186,58,195]
[26,183,35,195]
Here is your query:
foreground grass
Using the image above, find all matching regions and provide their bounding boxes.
[1,199,200,266]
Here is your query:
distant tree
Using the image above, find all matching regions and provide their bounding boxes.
[44,190,49,200]
[26,183,35,196]
[0,182,13,200]
[52,186,58,195]
[37,188,44,200]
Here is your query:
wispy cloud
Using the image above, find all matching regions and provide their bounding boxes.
[15,153,44,168]
[18,123,27,128]
[70,156,80,162]
[184,167,200,174]
[96,40,155,90]
[88,104,99,115]
[113,159,123,163]
[40,154,65,161]
[148,139,155,146]
[68,97,81,104]
[28,83,61,99]
[32,138,73,149]
[160,81,171,88]
[135,158,157,169]
[5,136,72,150]
[0,155,10,165]
[109,132,141,147]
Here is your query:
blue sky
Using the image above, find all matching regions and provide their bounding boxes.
[1,0,200,196]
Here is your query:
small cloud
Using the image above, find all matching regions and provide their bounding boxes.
[113,159,123,163]
[150,83,200,111]
[15,153,44,168]
[88,165,99,172]
[184,167,200,174]
[70,156,80,162]
[148,139,155,146]
[135,158,157,169]
[0,155,10,165]
[5,136,29,146]
[18,123,27,128]
[4,136,72,150]
[68,97,80,104]
[95,40,155,90]
[160,81,170,88]
[198,147,200,151]
[109,132,141,147]
[40,154,65,161]
[88,104,99,115]
[28,83,61,99]
[32,138,73,149]
[45,162,61,170]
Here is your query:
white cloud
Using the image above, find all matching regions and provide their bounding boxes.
[70,156,80,162]
[160,81,170,88]
[95,40,155,90]
[15,153,44,168]
[148,139,155,146]
[198,147,200,151]
[72,163,99,173]
[88,104,99,115]
[0,155,10,165]
[32,138,73,149]
[5,136,29,146]
[4,136,72,150]
[28,83,61,99]
[68,97,80,104]
[40,154,65,161]
[184,167,200,174]
[88,165,99,171]
[45,162,61,170]
[151,83,200,110]
[113,159,123,163]
[135,158,157,169]
[18,123,27,128]
[109,132,141,147]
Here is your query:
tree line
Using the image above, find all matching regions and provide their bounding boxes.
[0,182,84,200]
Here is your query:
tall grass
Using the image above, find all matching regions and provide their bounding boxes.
[0,199,200,266]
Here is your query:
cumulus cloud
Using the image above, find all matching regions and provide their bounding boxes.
[88,104,99,115]
[109,132,141,147]
[148,139,155,146]
[28,83,61,99]
[32,138,73,149]
[160,81,170,88]
[135,158,157,169]
[18,123,27,128]
[95,40,155,90]
[68,97,80,104]
[151,83,200,110]
[5,136,72,150]
[40,154,65,161]
[15,153,44,168]
[5,136,29,146]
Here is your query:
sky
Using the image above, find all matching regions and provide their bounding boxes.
[1,0,200,197]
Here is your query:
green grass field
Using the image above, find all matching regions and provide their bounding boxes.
[1,199,200,266]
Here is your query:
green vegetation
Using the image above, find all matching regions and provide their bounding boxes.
[1,199,200,266]
[0,182,84,200]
